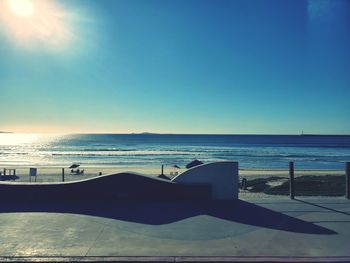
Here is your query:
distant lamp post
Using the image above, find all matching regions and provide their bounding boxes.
[158,165,170,180]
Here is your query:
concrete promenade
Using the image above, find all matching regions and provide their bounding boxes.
[0,197,349,262]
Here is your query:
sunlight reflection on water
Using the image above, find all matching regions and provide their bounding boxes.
[0,133,67,166]
[0,134,349,169]
[0,133,63,146]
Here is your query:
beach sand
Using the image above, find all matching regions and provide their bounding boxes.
[0,166,345,199]
[0,166,163,183]
[0,165,345,199]
[1,165,344,182]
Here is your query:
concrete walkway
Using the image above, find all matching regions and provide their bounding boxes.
[0,197,349,262]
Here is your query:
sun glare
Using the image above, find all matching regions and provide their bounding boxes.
[0,0,74,50]
[9,0,34,17]
[0,133,40,146]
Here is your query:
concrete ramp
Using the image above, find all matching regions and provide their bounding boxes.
[172,161,239,200]
[0,161,239,201]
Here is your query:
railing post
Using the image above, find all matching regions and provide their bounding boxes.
[289,161,295,199]
[62,168,65,182]
[346,162,350,199]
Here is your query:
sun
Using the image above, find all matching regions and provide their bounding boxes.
[0,0,76,50]
[8,0,34,17]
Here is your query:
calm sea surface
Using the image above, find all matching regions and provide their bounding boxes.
[0,133,350,169]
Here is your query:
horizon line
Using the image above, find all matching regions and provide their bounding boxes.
[1,131,350,136]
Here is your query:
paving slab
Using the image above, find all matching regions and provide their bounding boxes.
[0,197,349,262]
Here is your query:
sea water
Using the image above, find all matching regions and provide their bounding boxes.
[0,133,350,169]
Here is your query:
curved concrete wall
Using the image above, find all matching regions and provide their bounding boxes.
[0,173,211,202]
[171,161,239,200]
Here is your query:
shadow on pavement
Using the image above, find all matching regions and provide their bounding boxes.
[0,200,336,235]
[295,198,350,216]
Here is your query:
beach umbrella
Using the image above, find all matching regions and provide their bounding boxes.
[69,164,80,169]
[185,160,203,169]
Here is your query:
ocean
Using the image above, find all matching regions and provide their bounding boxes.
[0,133,350,170]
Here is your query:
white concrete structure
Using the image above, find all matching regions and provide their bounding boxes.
[172,161,239,200]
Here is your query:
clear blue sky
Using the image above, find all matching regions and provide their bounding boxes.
[0,0,349,134]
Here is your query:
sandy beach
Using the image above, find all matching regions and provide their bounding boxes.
[0,165,344,184]
[0,166,345,198]
[1,164,346,199]
[0,165,163,183]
